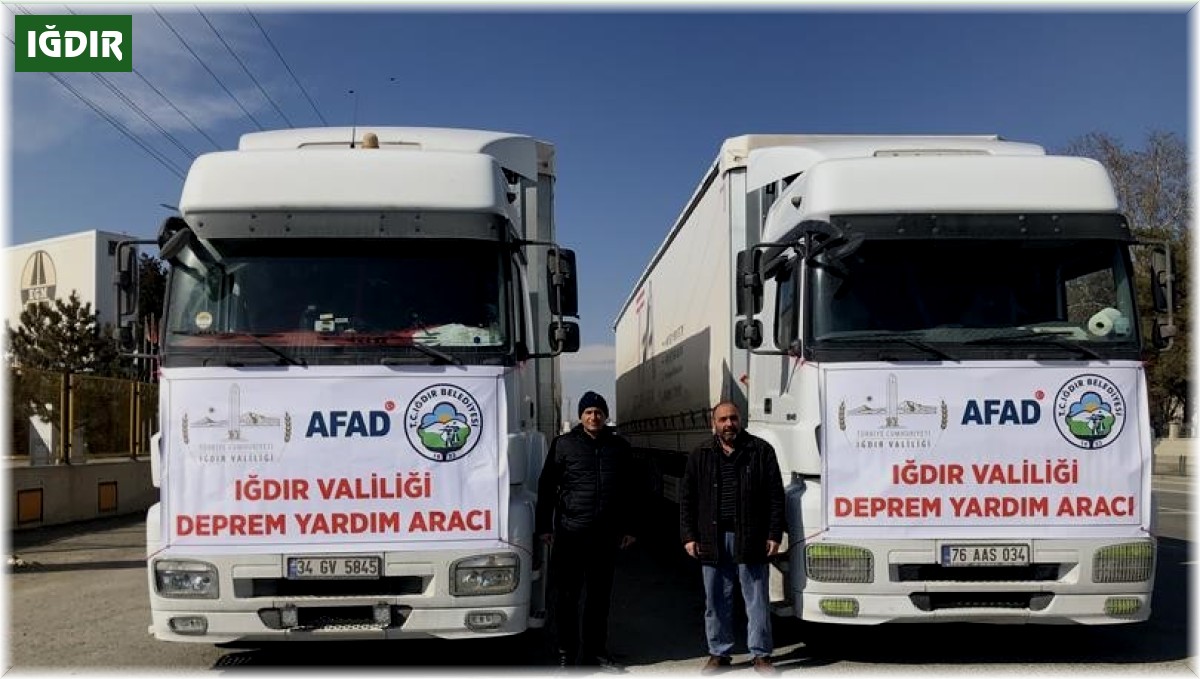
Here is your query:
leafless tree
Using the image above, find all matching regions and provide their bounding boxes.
[1062,131,1190,434]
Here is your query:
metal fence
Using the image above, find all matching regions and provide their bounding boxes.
[8,367,158,463]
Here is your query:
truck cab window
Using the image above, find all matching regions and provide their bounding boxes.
[809,236,1138,358]
[774,259,799,349]
[163,237,510,365]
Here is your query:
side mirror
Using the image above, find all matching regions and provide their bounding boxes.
[157,215,189,251]
[1149,245,1174,313]
[1152,319,1177,351]
[735,250,763,316]
[547,249,579,317]
[549,320,581,354]
[160,223,223,285]
[734,319,763,349]
[159,227,195,266]
[116,244,139,319]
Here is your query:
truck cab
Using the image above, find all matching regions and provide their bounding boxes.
[140,127,579,643]
[738,138,1159,624]
[615,134,1168,628]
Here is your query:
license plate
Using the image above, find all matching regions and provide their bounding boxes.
[941,544,1030,567]
[286,555,381,579]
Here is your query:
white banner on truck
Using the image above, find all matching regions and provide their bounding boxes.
[821,362,1150,539]
[160,367,505,551]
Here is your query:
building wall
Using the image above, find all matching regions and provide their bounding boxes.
[7,231,154,531]
[6,229,136,329]
[9,459,157,530]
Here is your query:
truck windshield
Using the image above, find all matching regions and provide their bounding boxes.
[163,238,510,366]
[808,238,1139,360]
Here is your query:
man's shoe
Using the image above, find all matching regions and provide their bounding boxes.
[700,655,731,675]
[751,656,777,675]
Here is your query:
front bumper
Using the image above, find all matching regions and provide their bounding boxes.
[149,605,528,643]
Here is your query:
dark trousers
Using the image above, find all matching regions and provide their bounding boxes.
[549,529,619,660]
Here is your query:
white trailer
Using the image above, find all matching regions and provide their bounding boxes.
[134,127,580,643]
[615,134,1168,625]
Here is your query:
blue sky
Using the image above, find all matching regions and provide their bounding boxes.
[5,4,1191,420]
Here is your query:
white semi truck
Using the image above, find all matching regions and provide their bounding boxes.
[126,127,579,643]
[615,134,1173,625]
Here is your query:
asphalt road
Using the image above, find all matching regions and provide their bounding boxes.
[5,476,1194,675]
[1153,473,1191,542]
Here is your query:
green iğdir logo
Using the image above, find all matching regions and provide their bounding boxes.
[16,15,131,72]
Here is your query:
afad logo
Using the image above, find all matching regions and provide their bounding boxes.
[405,384,483,463]
[16,15,131,72]
[1053,374,1126,450]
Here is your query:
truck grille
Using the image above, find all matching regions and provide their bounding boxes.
[894,564,1062,582]
[235,576,426,598]
[257,605,412,630]
[910,592,1054,611]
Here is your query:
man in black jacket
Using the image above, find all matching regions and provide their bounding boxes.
[681,401,785,675]
[536,391,637,671]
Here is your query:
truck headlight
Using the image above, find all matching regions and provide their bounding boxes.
[154,559,219,599]
[805,543,873,583]
[451,553,519,596]
[1093,542,1154,583]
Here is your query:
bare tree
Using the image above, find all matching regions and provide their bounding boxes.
[1062,131,1190,434]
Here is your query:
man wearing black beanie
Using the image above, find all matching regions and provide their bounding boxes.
[536,391,639,672]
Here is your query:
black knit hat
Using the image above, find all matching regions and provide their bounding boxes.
[578,391,609,418]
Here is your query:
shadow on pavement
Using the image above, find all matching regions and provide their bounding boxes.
[203,529,1190,669]
[211,633,549,670]
[8,513,148,574]
[778,537,1191,667]
[9,558,146,574]
[205,537,706,670]
[9,512,146,552]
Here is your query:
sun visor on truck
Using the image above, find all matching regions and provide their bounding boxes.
[740,137,1044,192]
[178,150,521,228]
[236,127,545,181]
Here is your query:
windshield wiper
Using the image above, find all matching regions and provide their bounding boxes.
[818,332,956,361]
[169,331,308,367]
[381,341,463,367]
[965,332,1102,359]
[222,333,306,367]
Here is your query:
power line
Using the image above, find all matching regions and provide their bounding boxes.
[6,35,186,179]
[52,71,186,179]
[91,71,199,160]
[246,8,327,125]
[57,5,224,150]
[49,72,187,179]
[8,9,188,179]
[130,68,223,151]
[152,5,266,131]
[195,7,294,128]
[23,4,204,162]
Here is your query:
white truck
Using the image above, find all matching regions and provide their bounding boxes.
[615,134,1173,625]
[124,127,579,643]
